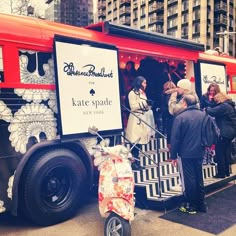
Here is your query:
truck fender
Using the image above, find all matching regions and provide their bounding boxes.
[11,139,94,216]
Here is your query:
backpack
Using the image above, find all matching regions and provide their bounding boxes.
[227,106,236,139]
[201,114,220,147]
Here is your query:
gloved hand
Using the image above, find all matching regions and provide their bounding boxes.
[146,99,154,106]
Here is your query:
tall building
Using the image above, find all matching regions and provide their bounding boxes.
[97,0,236,56]
[45,0,93,27]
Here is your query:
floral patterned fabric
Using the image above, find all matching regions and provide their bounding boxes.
[203,145,216,165]
[96,153,135,221]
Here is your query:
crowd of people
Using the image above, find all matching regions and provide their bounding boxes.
[120,56,236,214]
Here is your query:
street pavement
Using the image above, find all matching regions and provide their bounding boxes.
[0,190,236,236]
[0,164,236,236]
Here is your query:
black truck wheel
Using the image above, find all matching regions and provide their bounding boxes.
[20,148,87,226]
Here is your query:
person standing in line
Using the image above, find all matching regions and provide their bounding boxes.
[200,83,220,110]
[125,76,155,170]
[200,83,221,165]
[168,78,200,116]
[120,61,137,127]
[171,94,207,214]
[168,79,200,190]
[161,81,177,151]
[206,92,236,178]
[169,63,186,85]
[122,61,137,92]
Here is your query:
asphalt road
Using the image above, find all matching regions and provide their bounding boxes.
[0,194,235,236]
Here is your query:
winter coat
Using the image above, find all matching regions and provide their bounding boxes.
[171,105,206,160]
[200,94,217,109]
[206,100,236,140]
[168,91,200,116]
[125,89,153,144]
[162,90,173,120]
[161,90,175,143]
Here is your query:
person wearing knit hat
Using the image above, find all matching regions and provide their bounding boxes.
[170,94,208,214]
[168,79,199,116]
[177,79,192,91]
[167,80,200,198]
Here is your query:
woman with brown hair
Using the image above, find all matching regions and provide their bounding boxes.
[206,92,236,178]
[161,81,177,150]
[200,83,221,110]
[200,83,221,165]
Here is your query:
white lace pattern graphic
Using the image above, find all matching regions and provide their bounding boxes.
[8,103,57,154]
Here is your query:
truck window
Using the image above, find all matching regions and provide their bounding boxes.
[15,49,57,106]
[19,50,54,85]
[0,46,4,82]
[232,75,236,91]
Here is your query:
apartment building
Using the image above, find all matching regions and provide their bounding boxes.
[97,0,236,56]
[45,0,93,27]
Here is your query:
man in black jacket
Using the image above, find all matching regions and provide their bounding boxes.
[171,94,208,214]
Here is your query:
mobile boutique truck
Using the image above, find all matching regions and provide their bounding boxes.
[1,13,229,226]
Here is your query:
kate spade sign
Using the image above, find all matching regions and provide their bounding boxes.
[54,36,123,138]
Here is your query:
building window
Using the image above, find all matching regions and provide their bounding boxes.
[140,18,145,27]
[207,38,211,47]
[167,29,177,37]
[168,5,177,16]
[120,15,130,25]
[229,18,234,28]
[229,5,234,15]
[167,18,177,28]
[193,0,200,7]
[114,9,117,18]
[193,23,200,34]
[182,26,188,37]
[232,76,236,91]
[193,9,200,20]
[108,3,112,12]
[140,6,145,16]
[156,25,163,33]
[182,13,188,24]
[149,24,163,33]
[192,36,201,43]
[182,0,189,11]
[148,24,156,32]
[133,20,138,28]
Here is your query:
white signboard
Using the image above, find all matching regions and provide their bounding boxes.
[200,62,227,94]
[54,37,123,138]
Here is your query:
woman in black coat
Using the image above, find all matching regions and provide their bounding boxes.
[200,83,220,110]
[200,83,220,165]
[206,92,236,178]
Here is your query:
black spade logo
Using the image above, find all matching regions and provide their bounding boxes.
[90,89,95,96]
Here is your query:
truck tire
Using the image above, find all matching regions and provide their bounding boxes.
[20,148,87,226]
